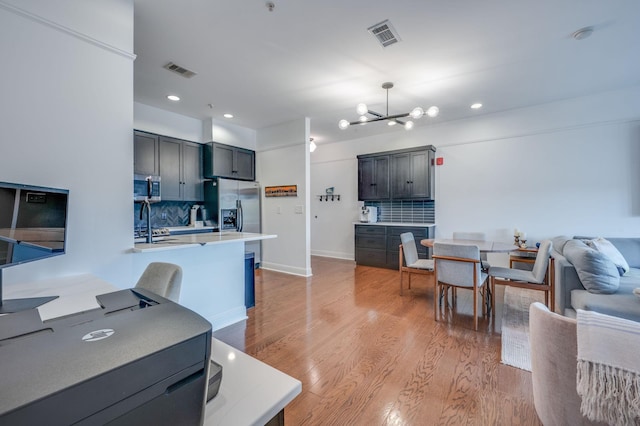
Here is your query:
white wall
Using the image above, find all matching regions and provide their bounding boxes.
[0,1,135,285]
[310,86,640,259]
[203,118,257,150]
[257,118,311,276]
[134,102,204,142]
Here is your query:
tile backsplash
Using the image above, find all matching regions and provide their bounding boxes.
[365,200,435,223]
[134,201,202,230]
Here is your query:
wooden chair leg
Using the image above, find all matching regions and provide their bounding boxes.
[490,277,496,317]
[400,269,404,295]
[408,272,412,291]
[434,280,439,322]
[473,284,478,331]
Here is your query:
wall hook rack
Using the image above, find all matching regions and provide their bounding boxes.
[318,194,340,202]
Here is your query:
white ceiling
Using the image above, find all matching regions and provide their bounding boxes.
[133,0,640,146]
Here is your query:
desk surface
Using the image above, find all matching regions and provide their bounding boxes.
[3,274,301,425]
[421,239,516,252]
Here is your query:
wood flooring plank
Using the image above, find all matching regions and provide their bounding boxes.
[213,258,542,425]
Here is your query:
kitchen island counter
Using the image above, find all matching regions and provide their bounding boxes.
[132,232,276,253]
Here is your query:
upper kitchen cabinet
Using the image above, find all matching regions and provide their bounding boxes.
[390,147,435,200]
[159,136,203,201]
[203,142,255,181]
[357,155,390,200]
[358,145,436,201]
[133,130,159,176]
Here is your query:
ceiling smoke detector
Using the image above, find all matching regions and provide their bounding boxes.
[266,2,275,12]
[368,19,401,48]
[163,62,197,78]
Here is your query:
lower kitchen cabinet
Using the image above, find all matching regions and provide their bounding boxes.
[355,225,434,270]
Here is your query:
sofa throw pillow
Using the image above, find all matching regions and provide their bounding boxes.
[551,235,572,255]
[584,237,629,276]
[563,239,620,294]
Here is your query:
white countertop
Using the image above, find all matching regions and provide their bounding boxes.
[3,274,301,425]
[132,232,277,253]
[354,222,436,227]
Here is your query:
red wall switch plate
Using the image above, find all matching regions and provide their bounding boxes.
[436,157,444,165]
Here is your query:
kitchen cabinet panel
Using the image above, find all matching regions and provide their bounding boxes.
[355,225,434,270]
[204,142,255,181]
[358,145,435,201]
[182,141,203,201]
[159,136,202,201]
[134,131,159,176]
[390,149,435,200]
[358,156,390,200]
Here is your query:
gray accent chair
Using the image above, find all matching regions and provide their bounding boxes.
[452,231,490,271]
[529,302,606,425]
[433,242,488,331]
[399,232,434,295]
[489,240,553,314]
[135,262,183,303]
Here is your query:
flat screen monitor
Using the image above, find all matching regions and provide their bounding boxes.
[0,181,69,313]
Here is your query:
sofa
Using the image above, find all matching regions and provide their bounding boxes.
[553,236,640,321]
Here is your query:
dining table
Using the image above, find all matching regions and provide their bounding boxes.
[420,238,517,252]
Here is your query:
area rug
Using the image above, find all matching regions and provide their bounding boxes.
[501,286,545,371]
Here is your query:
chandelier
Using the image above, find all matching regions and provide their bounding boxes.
[338,82,439,131]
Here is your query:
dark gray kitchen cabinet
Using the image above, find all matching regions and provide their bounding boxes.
[355,225,387,268]
[357,155,390,200]
[204,142,255,181]
[355,225,434,270]
[358,145,435,201]
[390,148,435,200]
[159,136,202,201]
[133,131,159,176]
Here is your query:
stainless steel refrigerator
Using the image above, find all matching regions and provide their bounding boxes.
[203,178,262,266]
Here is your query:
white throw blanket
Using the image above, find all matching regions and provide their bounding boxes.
[576,309,640,426]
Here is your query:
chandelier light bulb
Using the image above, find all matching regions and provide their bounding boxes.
[309,141,317,152]
[426,106,439,117]
[410,107,424,119]
[359,115,368,123]
[338,119,350,130]
[356,103,368,116]
[387,120,397,126]
[404,120,414,130]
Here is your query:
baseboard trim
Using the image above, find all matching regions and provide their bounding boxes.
[310,250,354,261]
[261,262,312,277]
[204,306,248,332]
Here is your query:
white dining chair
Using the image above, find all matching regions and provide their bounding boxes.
[399,232,434,295]
[453,231,490,271]
[488,240,553,314]
[433,242,488,331]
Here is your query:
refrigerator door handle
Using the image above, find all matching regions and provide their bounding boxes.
[237,199,243,232]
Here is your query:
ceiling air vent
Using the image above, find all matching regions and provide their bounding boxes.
[367,19,401,48]
[163,62,197,78]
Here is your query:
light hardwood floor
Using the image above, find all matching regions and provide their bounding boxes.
[214,256,541,425]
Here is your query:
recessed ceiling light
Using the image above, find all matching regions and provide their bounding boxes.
[471,103,483,109]
[223,113,234,119]
[167,95,180,101]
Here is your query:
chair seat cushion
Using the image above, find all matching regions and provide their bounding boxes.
[408,259,434,270]
[489,266,538,283]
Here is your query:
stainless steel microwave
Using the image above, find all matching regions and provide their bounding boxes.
[133,174,161,202]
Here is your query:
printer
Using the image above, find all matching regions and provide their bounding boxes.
[0,288,212,425]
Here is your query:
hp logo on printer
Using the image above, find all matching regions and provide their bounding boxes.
[82,329,115,342]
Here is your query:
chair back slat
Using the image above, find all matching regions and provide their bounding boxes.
[434,243,482,288]
[531,240,553,283]
[400,232,419,266]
